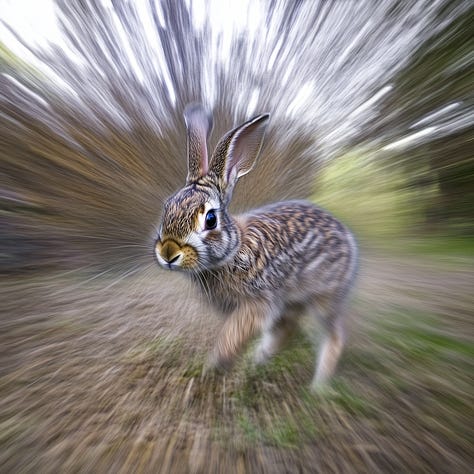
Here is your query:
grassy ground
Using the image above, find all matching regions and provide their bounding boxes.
[1,252,473,473]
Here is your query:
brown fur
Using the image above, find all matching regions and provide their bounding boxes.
[155,105,358,389]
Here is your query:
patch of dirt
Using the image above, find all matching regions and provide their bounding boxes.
[1,255,473,473]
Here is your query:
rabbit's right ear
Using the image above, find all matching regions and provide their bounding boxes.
[209,113,269,201]
[184,103,213,183]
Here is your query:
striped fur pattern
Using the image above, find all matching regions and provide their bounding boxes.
[155,104,358,389]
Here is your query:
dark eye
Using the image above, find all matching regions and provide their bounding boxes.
[205,209,217,230]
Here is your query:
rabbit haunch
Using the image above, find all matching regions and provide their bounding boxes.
[155,104,358,389]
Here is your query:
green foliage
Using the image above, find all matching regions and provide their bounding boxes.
[374,310,474,363]
[313,151,438,240]
[264,419,300,448]
[322,381,375,416]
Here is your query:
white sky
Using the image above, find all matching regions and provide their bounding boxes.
[0,0,459,152]
[0,0,259,57]
[0,0,62,52]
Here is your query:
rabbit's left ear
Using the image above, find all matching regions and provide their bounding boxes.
[210,113,269,199]
[184,104,213,183]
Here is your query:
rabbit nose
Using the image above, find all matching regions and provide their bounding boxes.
[159,240,183,267]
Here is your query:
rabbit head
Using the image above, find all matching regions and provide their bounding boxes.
[155,104,269,272]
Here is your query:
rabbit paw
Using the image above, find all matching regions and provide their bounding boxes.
[253,345,271,366]
[205,351,234,374]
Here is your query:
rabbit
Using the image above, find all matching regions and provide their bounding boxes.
[154,104,358,389]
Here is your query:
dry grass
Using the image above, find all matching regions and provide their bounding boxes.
[1,253,473,473]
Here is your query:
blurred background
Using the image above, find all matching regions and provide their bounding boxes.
[1,1,472,472]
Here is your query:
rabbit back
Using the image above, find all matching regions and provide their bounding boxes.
[196,200,357,311]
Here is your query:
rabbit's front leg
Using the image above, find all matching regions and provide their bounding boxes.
[209,299,278,371]
[254,303,302,365]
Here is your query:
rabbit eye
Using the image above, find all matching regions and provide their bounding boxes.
[205,209,217,230]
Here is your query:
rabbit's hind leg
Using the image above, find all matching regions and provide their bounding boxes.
[253,303,302,365]
[311,305,346,390]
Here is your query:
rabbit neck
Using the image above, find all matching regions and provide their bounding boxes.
[191,214,248,312]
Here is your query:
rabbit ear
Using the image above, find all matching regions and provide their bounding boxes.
[184,104,213,183]
[210,113,269,198]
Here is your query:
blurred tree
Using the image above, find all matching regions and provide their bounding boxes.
[356,1,473,233]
